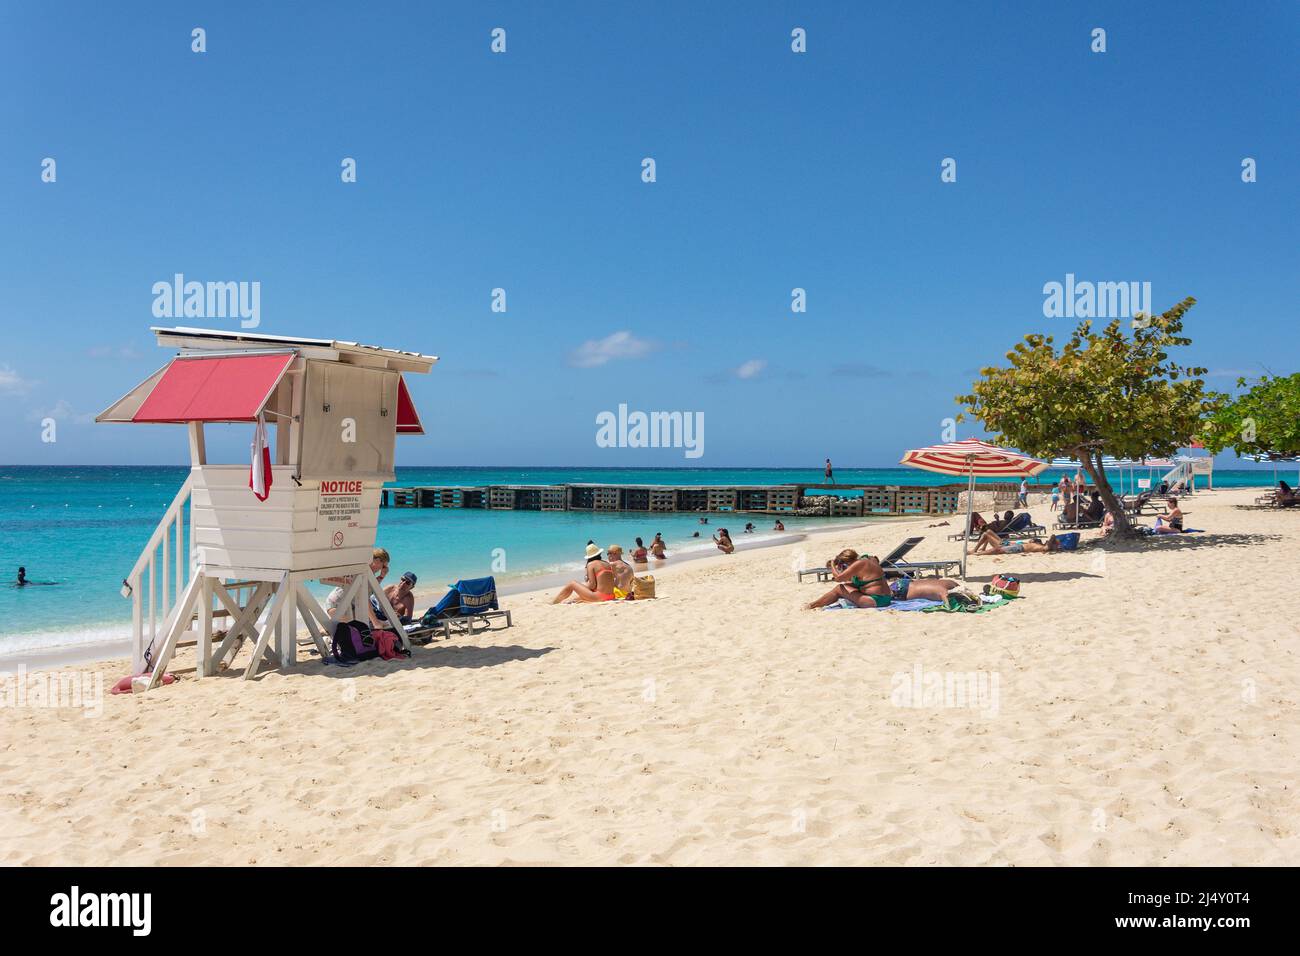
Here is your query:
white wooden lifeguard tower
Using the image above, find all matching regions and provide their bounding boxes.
[96,326,437,686]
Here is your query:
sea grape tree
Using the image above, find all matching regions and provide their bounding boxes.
[956,297,1219,536]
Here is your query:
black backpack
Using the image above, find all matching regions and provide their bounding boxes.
[331,620,380,662]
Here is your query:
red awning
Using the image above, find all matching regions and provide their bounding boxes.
[132,353,295,423]
[396,375,424,435]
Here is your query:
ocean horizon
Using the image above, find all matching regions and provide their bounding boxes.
[1,464,1285,658]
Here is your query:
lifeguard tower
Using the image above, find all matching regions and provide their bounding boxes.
[96,326,437,686]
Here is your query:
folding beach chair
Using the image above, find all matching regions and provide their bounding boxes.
[1053,517,1102,530]
[405,577,513,644]
[797,536,920,583]
[1121,490,1169,517]
[885,553,964,579]
[796,536,960,583]
[947,512,1046,542]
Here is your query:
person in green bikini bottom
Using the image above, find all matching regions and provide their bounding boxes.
[804,549,961,610]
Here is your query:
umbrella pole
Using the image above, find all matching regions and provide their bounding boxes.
[961,464,974,579]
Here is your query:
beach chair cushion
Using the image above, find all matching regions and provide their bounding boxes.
[1004,513,1033,533]
[421,577,500,623]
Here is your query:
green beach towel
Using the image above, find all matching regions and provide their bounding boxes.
[922,595,1015,614]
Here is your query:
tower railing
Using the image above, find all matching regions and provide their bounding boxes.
[120,475,195,673]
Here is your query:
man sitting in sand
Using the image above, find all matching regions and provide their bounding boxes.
[605,544,635,597]
[383,571,418,624]
[973,529,1061,554]
[714,529,735,554]
[551,543,616,603]
[805,549,961,609]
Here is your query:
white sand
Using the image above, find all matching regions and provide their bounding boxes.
[1,487,1296,865]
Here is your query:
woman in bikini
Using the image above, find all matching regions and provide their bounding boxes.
[804,549,961,609]
[1153,497,1184,533]
[972,529,1061,554]
[714,529,735,554]
[649,534,668,560]
[551,543,617,603]
[630,537,650,564]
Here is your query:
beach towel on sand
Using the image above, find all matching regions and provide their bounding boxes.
[922,595,1013,614]
[825,598,942,612]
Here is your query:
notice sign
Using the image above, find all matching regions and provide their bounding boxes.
[319,479,364,535]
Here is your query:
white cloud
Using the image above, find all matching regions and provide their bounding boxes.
[26,399,94,425]
[0,364,36,394]
[735,359,767,380]
[568,331,658,368]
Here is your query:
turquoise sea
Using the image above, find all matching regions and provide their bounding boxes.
[0,465,1282,657]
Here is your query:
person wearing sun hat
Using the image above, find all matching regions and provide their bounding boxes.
[550,540,616,604]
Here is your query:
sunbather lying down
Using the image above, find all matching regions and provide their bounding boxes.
[804,553,960,610]
[972,528,1061,554]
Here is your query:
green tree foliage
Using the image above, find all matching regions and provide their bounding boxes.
[1201,373,1300,462]
[956,297,1219,535]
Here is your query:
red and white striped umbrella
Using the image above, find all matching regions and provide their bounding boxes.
[900,438,1049,478]
[899,439,1048,578]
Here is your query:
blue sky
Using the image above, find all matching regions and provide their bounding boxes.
[1,1,1296,467]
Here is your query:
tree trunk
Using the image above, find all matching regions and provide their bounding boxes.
[1077,448,1135,536]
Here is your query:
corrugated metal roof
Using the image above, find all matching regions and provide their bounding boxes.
[151,326,438,369]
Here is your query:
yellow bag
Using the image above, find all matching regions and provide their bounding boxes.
[632,575,656,599]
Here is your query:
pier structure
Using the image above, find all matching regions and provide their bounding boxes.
[380,482,974,517]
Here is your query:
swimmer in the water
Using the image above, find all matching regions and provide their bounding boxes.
[13,566,56,587]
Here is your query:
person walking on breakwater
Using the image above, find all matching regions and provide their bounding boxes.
[825,458,835,485]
